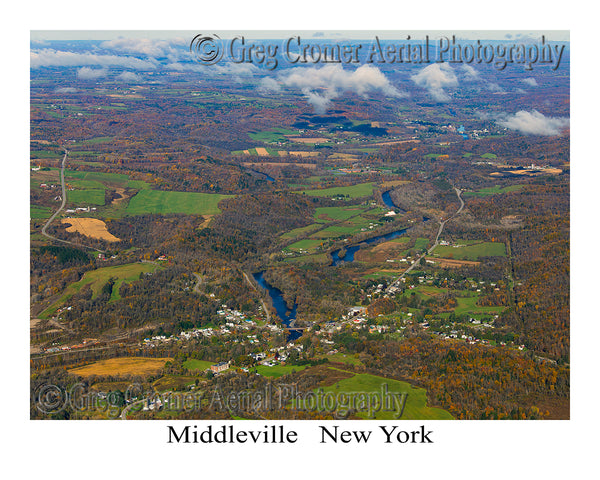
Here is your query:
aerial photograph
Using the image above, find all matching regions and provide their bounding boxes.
[29,30,570,421]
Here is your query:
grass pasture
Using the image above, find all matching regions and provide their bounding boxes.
[153,375,199,391]
[40,262,161,318]
[453,295,506,316]
[298,182,375,199]
[433,241,506,260]
[30,205,52,219]
[69,357,172,377]
[286,238,324,253]
[182,359,214,372]
[68,188,105,206]
[283,253,330,264]
[314,206,367,222]
[126,189,233,215]
[280,223,322,240]
[301,370,453,420]
[254,364,308,378]
[249,127,298,143]
[463,185,524,197]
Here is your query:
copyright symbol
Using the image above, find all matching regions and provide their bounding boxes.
[190,34,223,65]
[35,384,68,414]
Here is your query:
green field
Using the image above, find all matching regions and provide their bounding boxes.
[319,353,363,365]
[40,262,161,318]
[414,237,429,250]
[255,364,308,378]
[312,224,365,238]
[30,150,62,158]
[65,170,129,185]
[182,359,214,371]
[249,127,298,143]
[69,151,101,157]
[68,188,105,206]
[299,182,375,199]
[30,205,52,219]
[280,223,322,240]
[314,206,367,222]
[286,238,324,253]
[283,253,330,264]
[463,185,524,197]
[126,189,233,215]
[399,285,506,318]
[73,136,115,146]
[299,370,453,420]
[433,241,506,260]
[453,295,506,316]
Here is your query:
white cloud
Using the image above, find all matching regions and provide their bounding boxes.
[496,110,569,136]
[165,62,203,72]
[460,65,480,81]
[116,71,141,83]
[277,64,407,113]
[54,87,78,93]
[76,67,108,80]
[30,48,157,70]
[521,77,538,87]
[212,62,259,76]
[411,63,458,102]
[100,37,186,57]
[258,77,281,93]
[485,82,505,93]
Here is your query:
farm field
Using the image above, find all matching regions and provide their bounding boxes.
[72,136,115,146]
[254,364,308,378]
[285,238,324,253]
[433,241,506,260]
[319,353,363,365]
[311,224,366,238]
[248,127,299,143]
[153,375,199,391]
[453,295,506,316]
[398,285,506,317]
[355,237,427,263]
[126,189,233,215]
[314,205,368,222]
[302,369,453,420]
[40,262,161,318]
[298,182,376,198]
[30,205,52,219]
[68,188,105,206]
[30,150,61,159]
[463,185,524,197]
[283,253,330,264]
[182,359,214,372]
[60,217,121,242]
[68,357,172,377]
[280,223,322,240]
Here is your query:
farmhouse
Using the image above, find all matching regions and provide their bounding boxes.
[211,361,230,373]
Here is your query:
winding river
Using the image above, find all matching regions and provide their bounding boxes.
[253,189,414,339]
[252,271,302,341]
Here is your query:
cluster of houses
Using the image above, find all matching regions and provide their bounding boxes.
[65,206,97,214]
[43,338,98,354]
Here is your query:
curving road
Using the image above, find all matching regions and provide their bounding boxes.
[39,149,104,253]
[41,149,68,240]
[386,187,464,293]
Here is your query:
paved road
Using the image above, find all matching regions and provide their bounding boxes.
[41,149,68,240]
[192,272,203,293]
[39,149,104,252]
[386,187,464,293]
